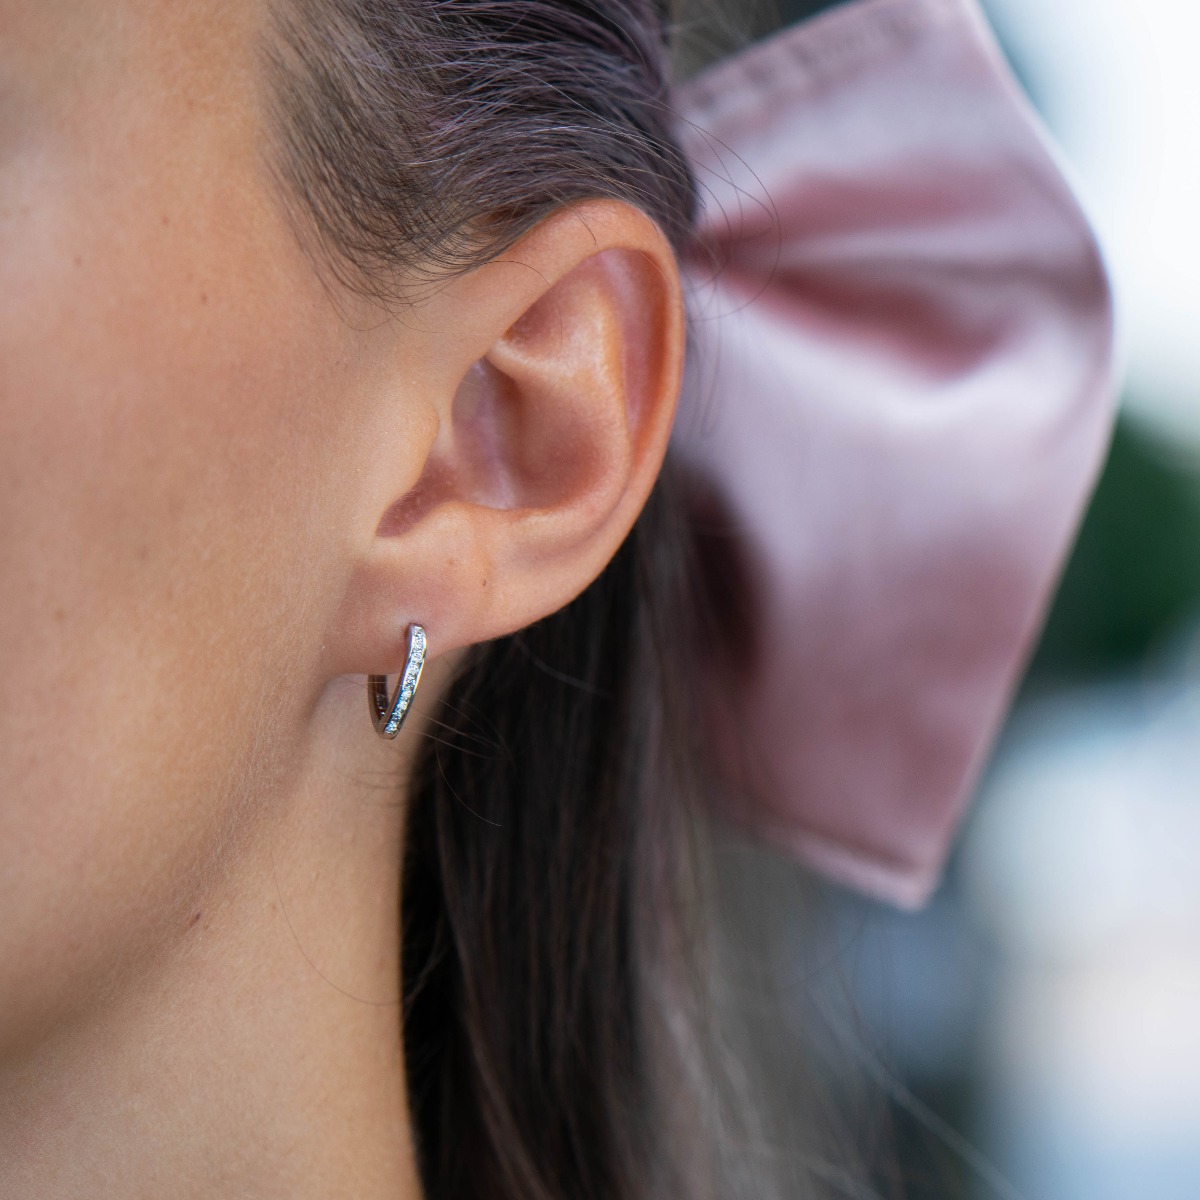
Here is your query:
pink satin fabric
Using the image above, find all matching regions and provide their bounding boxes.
[674,0,1118,907]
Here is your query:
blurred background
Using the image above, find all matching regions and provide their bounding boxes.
[701,0,1200,1196]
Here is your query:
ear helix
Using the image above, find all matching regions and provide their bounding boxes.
[368,623,427,739]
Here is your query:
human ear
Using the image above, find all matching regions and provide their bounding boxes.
[325,199,684,676]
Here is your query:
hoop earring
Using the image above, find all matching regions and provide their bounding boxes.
[368,623,427,739]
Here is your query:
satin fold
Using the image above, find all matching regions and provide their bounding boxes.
[673,0,1118,907]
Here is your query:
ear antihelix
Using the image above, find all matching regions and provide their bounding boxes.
[368,623,427,739]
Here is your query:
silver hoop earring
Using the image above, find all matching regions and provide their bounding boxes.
[368,623,427,739]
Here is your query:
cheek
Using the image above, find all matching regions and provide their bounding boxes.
[0,85,355,1040]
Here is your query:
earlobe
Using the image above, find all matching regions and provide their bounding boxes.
[326,200,684,678]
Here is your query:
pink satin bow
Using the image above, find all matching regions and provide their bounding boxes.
[673,0,1118,907]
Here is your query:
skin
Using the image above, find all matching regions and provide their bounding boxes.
[0,1,684,1196]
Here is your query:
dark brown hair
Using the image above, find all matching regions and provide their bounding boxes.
[266,3,736,1198]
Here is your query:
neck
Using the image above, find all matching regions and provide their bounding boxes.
[0,681,424,1200]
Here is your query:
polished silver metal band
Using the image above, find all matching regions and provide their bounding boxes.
[368,623,427,739]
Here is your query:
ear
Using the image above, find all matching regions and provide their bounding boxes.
[325,200,684,675]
